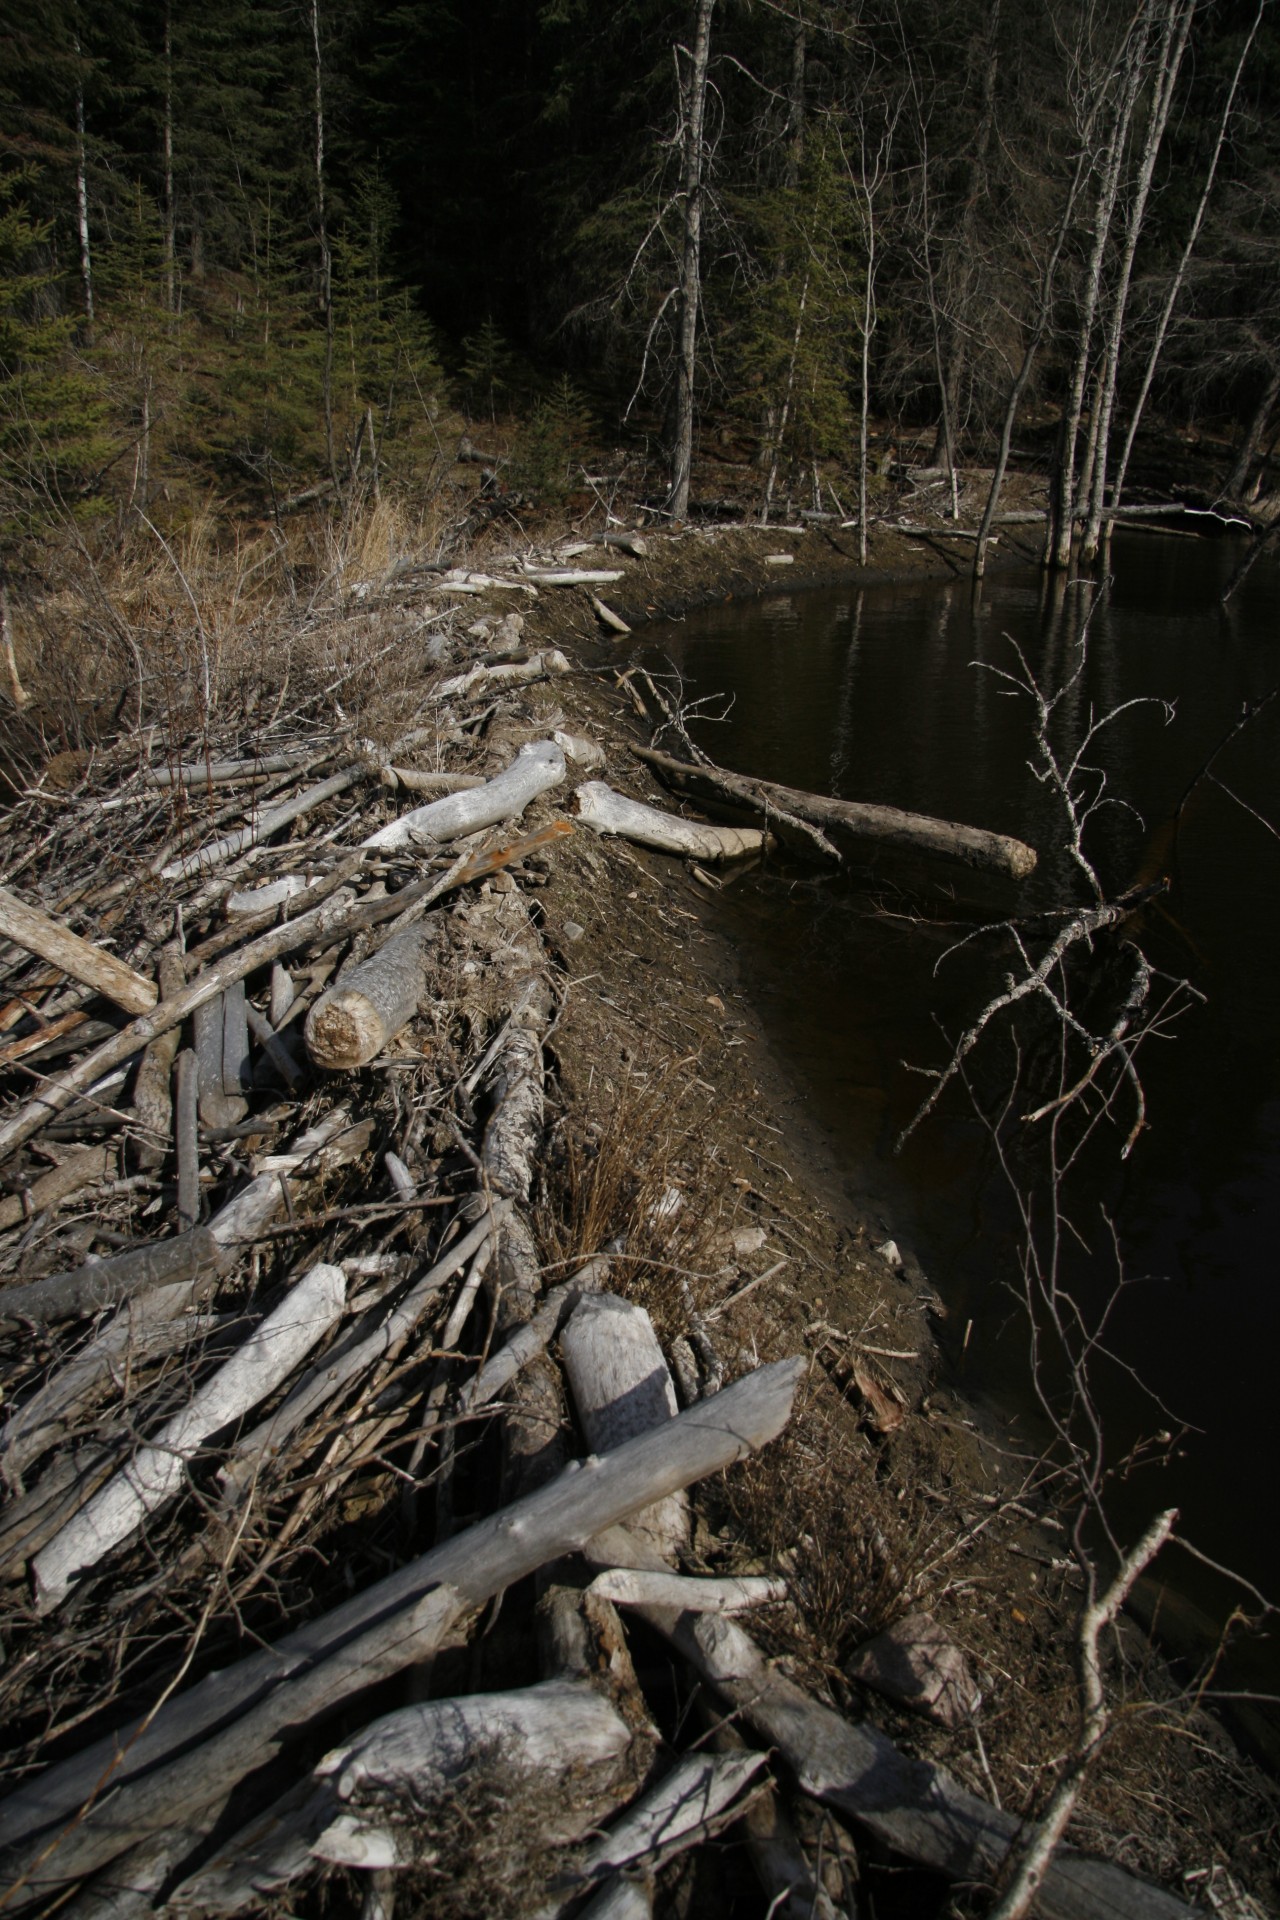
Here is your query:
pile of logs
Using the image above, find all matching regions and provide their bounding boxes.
[0,626,1186,1919]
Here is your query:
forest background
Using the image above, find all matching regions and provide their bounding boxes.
[0,0,1278,695]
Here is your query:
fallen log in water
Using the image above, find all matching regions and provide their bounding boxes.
[633,745,1037,880]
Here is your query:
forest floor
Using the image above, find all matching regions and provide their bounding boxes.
[0,463,1275,1918]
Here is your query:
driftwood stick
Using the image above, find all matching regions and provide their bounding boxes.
[0,1357,805,1904]
[0,886,158,1016]
[33,1264,348,1610]
[435,649,570,703]
[174,1049,199,1229]
[143,754,315,790]
[587,1568,786,1614]
[574,783,765,863]
[378,768,484,796]
[361,740,566,852]
[563,1751,767,1896]
[633,745,1038,880]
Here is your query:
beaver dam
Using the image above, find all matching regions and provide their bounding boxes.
[0,515,1275,1919]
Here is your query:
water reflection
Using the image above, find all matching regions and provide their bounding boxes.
[643,531,1280,1705]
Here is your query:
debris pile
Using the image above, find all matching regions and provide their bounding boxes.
[0,564,1204,1919]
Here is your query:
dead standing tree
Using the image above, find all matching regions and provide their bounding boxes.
[668,0,716,521]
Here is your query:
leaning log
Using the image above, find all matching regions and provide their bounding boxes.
[0,885,157,1016]
[304,928,432,1070]
[0,1355,806,1906]
[633,745,1037,881]
[573,782,765,863]
[361,739,566,852]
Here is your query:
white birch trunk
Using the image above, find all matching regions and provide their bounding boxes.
[668,0,715,519]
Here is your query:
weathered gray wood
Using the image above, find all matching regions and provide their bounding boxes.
[143,754,312,790]
[33,1264,347,1610]
[173,1680,634,1909]
[0,1356,805,1904]
[194,993,247,1129]
[587,1568,785,1614]
[0,886,158,1015]
[436,649,570,703]
[561,1294,689,1564]
[160,764,369,883]
[362,739,566,853]
[0,1144,114,1232]
[0,1109,353,1325]
[566,1751,766,1892]
[305,929,430,1070]
[480,1026,543,1202]
[634,745,1038,881]
[378,767,485,796]
[654,1609,1192,1920]
[129,945,185,1169]
[174,1048,199,1229]
[574,782,765,862]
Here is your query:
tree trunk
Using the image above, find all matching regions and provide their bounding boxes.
[1110,0,1265,522]
[0,886,158,1016]
[311,0,335,484]
[1082,0,1196,565]
[73,42,94,330]
[1224,364,1280,502]
[667,0,715,521]
[162,2,175,314]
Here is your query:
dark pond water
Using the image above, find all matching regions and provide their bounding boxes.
[642,531,1279,1713]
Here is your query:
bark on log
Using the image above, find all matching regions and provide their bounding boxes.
[129,945,185,1169]
[194,992,247,1130]
[0,1356,805,1903]
[377,768,484,796]
[600,531,648,558]
[573,783,765,863]
[654,1610,1192,1920]
[0,886,157,1016]
[304,929,432,1070]
[171,1680,634,1910]
[633,746,1038,881]
[143,755,313,790]
[33,1263,347,1610]
[361,740,566,853]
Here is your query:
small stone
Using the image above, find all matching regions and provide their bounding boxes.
[876,1237,904,1270]
[563,919,585,943]
[846,1611,981,1728]
[490,871,518,894]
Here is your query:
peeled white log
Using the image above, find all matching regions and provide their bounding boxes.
[210,1106,357,1254]
[304,929,430,1069]
[33,1263,346,1609]
[226,876,309,916]
[587,1569,786,1614]
[173,1679,633,1910]
[0,886,157,1016]
[561,1294,689,1565]
[436,649,570,702]
[578,1883,653,1920]
[0,1358,805,1903]
[590,596,631,635]
[574,782,764,863]
[361,740,566,853]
